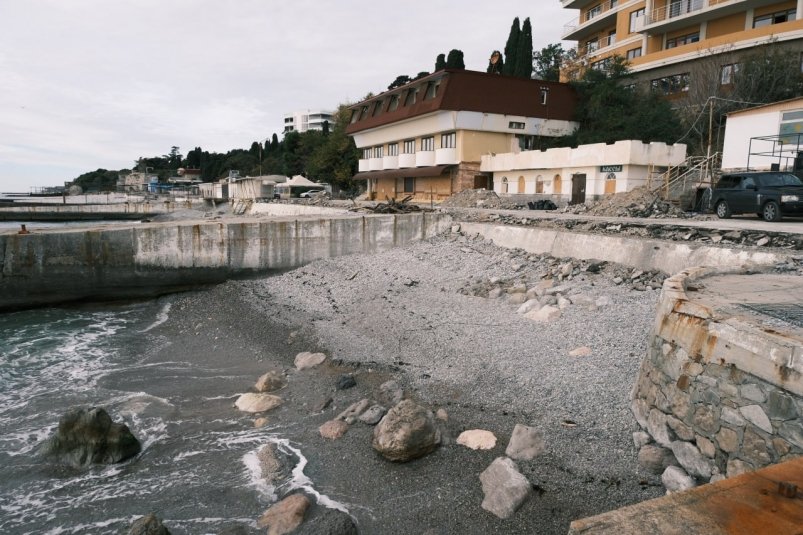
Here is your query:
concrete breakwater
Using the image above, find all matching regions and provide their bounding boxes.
[0,201,185,221]
[0,212,451,311]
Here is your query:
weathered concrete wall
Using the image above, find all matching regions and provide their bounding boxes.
[0,213,451,311]
[460,223,786,273]
[249,203,352,218]
[631,267,802,487]
[0,202,184,221]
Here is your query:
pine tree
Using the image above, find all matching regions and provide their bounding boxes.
[445,49,465,69]
[502,17,521,76]
[515,18,534,79]
[435,53,446,71]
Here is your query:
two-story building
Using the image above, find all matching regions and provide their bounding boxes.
[346,69,579,202]
[560,0,803,96]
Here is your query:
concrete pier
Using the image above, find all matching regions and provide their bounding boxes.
[0,212,451,311]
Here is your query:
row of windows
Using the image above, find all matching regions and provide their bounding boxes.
[666,31,699,49]
[754,8,796,28]
[361,133,456,158]
[350,80,442,124]
[651,73,690,95]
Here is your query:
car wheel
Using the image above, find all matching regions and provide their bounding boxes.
[762,200,782,222]
[715,200,731,219]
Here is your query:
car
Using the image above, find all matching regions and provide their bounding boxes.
[299,190,324,199]
[711,171,803,222]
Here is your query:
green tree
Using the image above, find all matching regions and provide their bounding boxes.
[306,104,360,194]
[270,133,280,152]
[446,49,465,69]
[388,75,412,90]
[435,53,446,71]
[413,71,430,80]
[515,18,533,79]
[71,169,120,192]
[502,17,521,76]
[533,43,564,82]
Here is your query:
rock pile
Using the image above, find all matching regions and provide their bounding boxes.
[440,189,519,210]
[562,186,689,218]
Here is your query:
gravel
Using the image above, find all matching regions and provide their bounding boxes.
[221,230,666,532]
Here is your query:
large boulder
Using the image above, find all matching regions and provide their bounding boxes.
[40,407,141,468]
[128,513,170,535]
[235,393,283,413]
[257,494,310,535]
[480,457,532,519]
[372,400,441,462]
[294,509,358,535]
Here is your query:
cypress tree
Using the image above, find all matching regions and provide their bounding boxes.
[435,53,446,70]
[502,17,520,76]
[445,49,465,69]
[516,18,534,79]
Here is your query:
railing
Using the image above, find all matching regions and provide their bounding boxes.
[650,152,721,209]
[562,0,624,36]
[569,33,618,61]
[648,0,705,25]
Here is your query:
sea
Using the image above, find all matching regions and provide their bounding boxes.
[0,298,336,534]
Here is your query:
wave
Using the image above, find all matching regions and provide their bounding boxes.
[140,303,172,333]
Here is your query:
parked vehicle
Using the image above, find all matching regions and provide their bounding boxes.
[711,172,803,222]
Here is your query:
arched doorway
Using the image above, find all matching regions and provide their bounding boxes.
[517,176,525,194]
[553,174,562,195]
[501,177,509,194]
[536,175,544,194]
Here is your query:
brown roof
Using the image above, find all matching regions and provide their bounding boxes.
[346,69,577,135]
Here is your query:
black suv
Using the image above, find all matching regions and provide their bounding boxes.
[711,171,803,222]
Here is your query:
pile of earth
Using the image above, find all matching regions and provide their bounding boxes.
[563,186,689,218]
[440,189,519,210]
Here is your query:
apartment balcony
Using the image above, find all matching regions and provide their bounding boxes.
[369,157,383,171]
[398,154,416,168]
[383,155,399,170]
[562,0,598,8]
[416,151,436,167]
[435,148,458,166]
[569,33,619,63]
[644,0,755,32]
[563,0,636,40]
[358,159,369,172]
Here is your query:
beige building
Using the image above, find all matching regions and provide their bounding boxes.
[561,0,803,93]
[346,69,579,202]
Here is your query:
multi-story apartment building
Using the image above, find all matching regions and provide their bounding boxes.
[283,109,334,133]
[346,69,578,201]
[561,0,803,95]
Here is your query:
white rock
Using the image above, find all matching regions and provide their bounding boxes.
[507,293,527,305]
[595,295,613,307]
[294,351,327,370]
[633,431,651,449]
[661,465,696,493]
[456,429,497,450]
[525,305,561,323]
[557,296,572,309]
[670,441,711,479]
[647,409,672,447]
[516,299,541,315]
[480,457,532,519]
[568,346,592,357]
[739,405,773,434]
[505,424,545,461]
[235,393,283,413]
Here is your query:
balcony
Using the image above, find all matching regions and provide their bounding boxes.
[369,157,383,171]
[416,151,435,167]
[563,0,634,40]
[435,148,458,165]
[398,154,416,168]
[571,33,619,62]
[383,155,399,170]
[358,159,369,172]
[644,0,748,31]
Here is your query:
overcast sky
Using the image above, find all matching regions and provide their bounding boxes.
[0,0,569,192]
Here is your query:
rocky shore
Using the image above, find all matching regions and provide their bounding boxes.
[131,227,678,534]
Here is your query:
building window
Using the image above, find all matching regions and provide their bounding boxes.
[606,30,617,47]
[720,63,740,85]
[388,143,399,156]
[403,139,415,154]
[651,73,691,95]
[666,32,699,49]
[753,9,796,28]
[372,146,383,158]
[424,81,440,100]
[591,57,613,71]
[508,121,526,130]
[362,148,371,159]
[404,177,415,193]
[517,135,536,151]
[388,94,400,112]
[420,137,434,151]
[501,177,509,194]
[441,132,456,148]
[629,8,645,33]
[372,100,384,117]
[626,47,642,60]
[540,87,549,105]
[586,4,602,21]
[586,37,600,53]
[517,176,525,193]
[779,110,803,144]
[403,88,418,107]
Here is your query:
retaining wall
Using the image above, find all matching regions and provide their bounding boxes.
[0,212,451,311]
[0,202,187,221]
[631,267,802,485]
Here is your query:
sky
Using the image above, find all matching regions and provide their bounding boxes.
[0,0,568,192]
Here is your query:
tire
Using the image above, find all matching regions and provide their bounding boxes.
[715,200,731,219]
[762,200,782,222]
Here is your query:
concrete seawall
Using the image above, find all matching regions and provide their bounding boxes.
[0,212,451,311]
[0,202,187,221]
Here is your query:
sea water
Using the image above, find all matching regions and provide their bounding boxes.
[0,299,313,534]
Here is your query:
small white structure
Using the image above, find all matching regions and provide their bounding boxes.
[481,140,687,205]
[722,97,803,172]
[275,175,326,198]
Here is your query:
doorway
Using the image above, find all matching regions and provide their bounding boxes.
[571,173,586,205]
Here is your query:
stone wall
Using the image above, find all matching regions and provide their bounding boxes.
[631,267,802,490]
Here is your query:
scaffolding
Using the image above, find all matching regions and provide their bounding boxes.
[746,132,803,173]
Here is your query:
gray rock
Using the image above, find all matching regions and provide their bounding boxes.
[358,405,387,425]
[255,371,286,393]
[505,424,546,461]
[661,466,695,493]
[721,406,745,427]
[647,409,672,447]
[726,459,753,478]
[779,420,803,449]
[631,399,650,429]
[524,305,561,322]
[633,431,651,449]
[767,391,798,421]
[40,407,141,468]
[217,525,249,535]
[337,399,371,421]
[741,429,771,466]
[715,427,740,453]
[294,508,358,535]
[696,436,716,458]
[739,405,772,434]
[378,380,404,406]
[740,384,765,403]
[128,513,170,535]
[507,293,527,305]
[638,445,676,475]
[488,288,504,299]
[692,405,720,435]
[516,299,541,315]
[666,416,695,441]
[670,441,711,479]
[335,374,356,390]
[479,457,532,519]
[372,400,440,462]
[257,443,293,486]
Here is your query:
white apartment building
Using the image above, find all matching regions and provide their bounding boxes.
[283,109,334,133]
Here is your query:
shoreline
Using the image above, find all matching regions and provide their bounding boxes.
[142,229,668,534]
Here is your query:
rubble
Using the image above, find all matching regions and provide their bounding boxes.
[562,186,690,218]
[440,189,520,210]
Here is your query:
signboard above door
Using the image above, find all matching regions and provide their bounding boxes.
[600,165,623,173]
